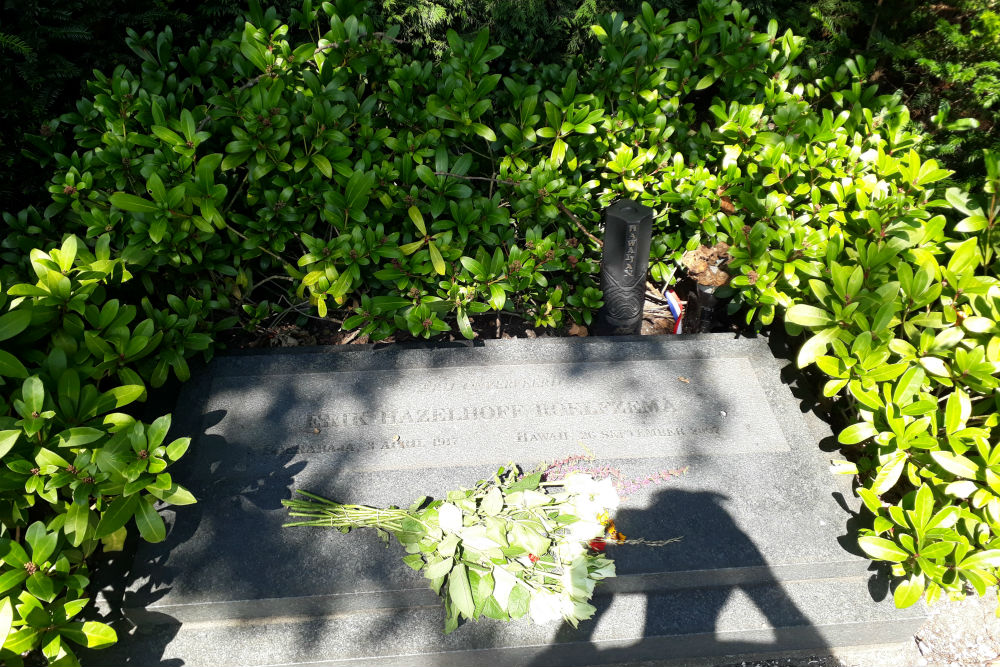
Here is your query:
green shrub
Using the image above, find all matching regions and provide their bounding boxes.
[0,235,200,665]
[759,0,1000,189]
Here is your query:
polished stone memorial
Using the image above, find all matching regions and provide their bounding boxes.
[90,335,925,666]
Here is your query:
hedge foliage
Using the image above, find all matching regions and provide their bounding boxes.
[1,0,1000,661]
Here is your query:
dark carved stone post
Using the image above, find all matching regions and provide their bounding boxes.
[595,200,654,336]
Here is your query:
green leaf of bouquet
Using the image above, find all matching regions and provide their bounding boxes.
[402,553,424,571]
[448,562,475,619]
[506,471,541,492]
[424,556,454,579]
[481,487,503,516]
[507,583,530,619]
[482,595,508,621]
[443,597,459,634]
[471,570,493,619]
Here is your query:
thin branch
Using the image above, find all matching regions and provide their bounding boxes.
[220,220,290,267]
[315,32,404,53]
[555,200,603,248]
[250,274,294,294]
[434,171,519,186]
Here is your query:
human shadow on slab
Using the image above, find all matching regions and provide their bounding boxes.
[527,488,830,666]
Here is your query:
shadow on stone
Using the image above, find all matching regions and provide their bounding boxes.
[527,488,830,666]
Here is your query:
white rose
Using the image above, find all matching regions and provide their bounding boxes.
[528,588,563,625]
[437,503,463,533]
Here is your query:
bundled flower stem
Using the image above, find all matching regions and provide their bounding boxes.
[283,466,623,633]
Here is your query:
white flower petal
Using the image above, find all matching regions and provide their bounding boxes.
[438,502,463,533]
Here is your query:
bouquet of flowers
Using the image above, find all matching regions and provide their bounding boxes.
[282,465,622,633]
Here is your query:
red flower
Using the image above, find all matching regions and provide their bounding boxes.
[588,538,606,552]
[528,553,539,564]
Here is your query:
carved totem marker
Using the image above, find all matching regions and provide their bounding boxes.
[595,200,654,335]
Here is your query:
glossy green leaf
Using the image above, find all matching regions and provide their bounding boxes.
[858,536,910,562]
[893,573,924,608]
[0,350,28,378]
[311,155,332,179]
[0,431,20,459]
[428,242,446,276]
[0,309,31,343]
[0,570,27,596]
[25,521,57,565]
[930,451,980,479]
[95,494,140,538]
[54,427,104,448]
[61,621,117,649]
[135,496,166,543]
[147,483,197,506]
[839,422,877,445]
[165,437,190,461]
[871,451,906,495]
[110,193,158,213]
[0,597,12,652]
[959,550,1000,569]
[408,206,426,236]
[26,571,55,602]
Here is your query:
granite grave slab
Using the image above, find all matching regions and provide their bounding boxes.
[99,335,925,665]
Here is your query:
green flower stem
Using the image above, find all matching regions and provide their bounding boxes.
[282,492,413,530]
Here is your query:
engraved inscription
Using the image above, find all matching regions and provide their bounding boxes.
[207,357,790,471]
[306,398,675,429]
[623,222,639,278]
